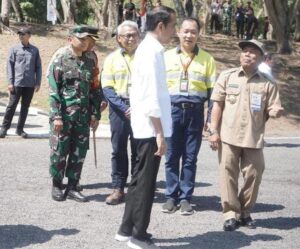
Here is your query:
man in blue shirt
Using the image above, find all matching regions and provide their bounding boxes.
[0,27,42,138]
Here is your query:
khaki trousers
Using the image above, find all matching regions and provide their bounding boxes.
[218,142,265,220]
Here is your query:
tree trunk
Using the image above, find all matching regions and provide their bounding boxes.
[294,0,300,42]
[173,0,186,23]
[60,0,75,24]
[200,0,211,35]
[1,0,12,26]
[264,0,292,54]
[193,0,203,19]
[11,0,24,22]
[89,0,103,28]
[107,0,119,36]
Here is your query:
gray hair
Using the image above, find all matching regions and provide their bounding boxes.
[117,20,139,36]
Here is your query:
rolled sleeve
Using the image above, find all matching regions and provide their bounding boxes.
[211,71,227,102]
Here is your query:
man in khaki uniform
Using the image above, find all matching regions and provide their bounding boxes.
[209,40,283,231]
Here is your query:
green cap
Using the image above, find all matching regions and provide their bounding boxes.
[70,25,100,40]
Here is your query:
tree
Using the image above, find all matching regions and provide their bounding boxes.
[173,0,185,22]
[1,0,11,26]
[294,0,300,41]
[60,0,75,24]
[11,0,24,22]
[264,0,292,54]
[107,0,118,36]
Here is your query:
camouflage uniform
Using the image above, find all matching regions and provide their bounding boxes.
[223,2,233,35]
[48,46,101,183]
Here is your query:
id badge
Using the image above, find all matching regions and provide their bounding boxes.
[180,78,189,96]
[251,93,262,111]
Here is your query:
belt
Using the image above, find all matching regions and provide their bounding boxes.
[172,102,198,109]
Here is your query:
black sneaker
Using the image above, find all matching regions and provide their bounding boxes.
[180,200,194,215]
[15,130,28,138]
[161,199,177,213]
[0,128,7,138]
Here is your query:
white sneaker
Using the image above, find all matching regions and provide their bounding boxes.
[127,237,160,249]
[115,233,131,242]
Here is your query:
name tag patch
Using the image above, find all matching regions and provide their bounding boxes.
[251,93,262,111]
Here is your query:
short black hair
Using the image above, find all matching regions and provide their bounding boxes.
[146,6,176,32]
[181,17,201,32]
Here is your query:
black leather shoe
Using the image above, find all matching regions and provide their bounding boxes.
[16,130,28,138]
[52,186,65,201]
[239,216,256,229]
[0,128,7,138]
[67,190,88,202]
[223,218,239,231]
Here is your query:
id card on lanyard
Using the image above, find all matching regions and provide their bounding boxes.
[179,53,195,96]
[122,52,132,97]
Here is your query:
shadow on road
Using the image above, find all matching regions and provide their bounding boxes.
[265,143,300,148]
[256,217,300,230]
[0,225,79,249]
[253,203,285,213]
[157,231,282,249]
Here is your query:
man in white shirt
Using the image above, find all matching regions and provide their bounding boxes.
[115,6,176,249]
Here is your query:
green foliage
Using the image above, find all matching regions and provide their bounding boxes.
[19,0,47,22]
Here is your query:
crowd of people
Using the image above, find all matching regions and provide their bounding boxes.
[210,0,267,40]
[0,3,284,249]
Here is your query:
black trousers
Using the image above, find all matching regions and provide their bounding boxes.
[1,87,34,131]
[118,137,161,240]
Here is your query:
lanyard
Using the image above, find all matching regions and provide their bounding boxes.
[180,53,195,79]
[121,53,132,76]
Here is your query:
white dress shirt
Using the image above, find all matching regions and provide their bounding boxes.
[130,33,172,139]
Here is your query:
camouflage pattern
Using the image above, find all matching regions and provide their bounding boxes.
[223,2,233,34]
[48,47,101,181]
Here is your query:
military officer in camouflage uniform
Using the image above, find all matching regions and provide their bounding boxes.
[48,26,101,202]
[222,0,233,35]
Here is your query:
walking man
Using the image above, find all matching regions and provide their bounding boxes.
[48,26,101,202]
[115,6,176,249]
[102,21,140,205]
[0,27,42,138]
[209,40,283,231]
[162,17,216,215]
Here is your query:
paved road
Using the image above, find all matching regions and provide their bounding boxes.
[0,138,299,249]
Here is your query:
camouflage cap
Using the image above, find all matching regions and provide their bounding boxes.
[17,27,31,35]
[70,25,100,40]
[238,39,264,55]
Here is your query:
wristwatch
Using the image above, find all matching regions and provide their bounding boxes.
[208,128,219,136]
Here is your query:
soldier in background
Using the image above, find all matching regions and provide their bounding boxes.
[222,0,233,35]
[48,26,101,202]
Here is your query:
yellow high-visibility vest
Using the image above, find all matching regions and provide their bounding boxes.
[101,49,134,98]
[165,47,216,99]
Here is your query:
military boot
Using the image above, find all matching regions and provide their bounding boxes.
[66,178,88,202]
[52,179,64,201]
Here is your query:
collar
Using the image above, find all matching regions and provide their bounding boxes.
[20,42,31,48]
[120,48,135,57]
[238,66,261,79]
[145,33,164,53]
[176,45,199,55]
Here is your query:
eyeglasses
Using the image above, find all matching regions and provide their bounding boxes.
[119,33,139,40]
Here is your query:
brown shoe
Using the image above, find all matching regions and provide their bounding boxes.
[105,189,125,205]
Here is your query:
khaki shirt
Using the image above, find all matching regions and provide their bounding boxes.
[211,67,281,148]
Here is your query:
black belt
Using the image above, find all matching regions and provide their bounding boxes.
[172,102,199,109]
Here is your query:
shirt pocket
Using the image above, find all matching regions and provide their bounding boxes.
[16,52,26,63]
[225,88,240,105]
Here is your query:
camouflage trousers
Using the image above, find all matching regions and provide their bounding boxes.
[49,119,90,182]
[223,15,232,34]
